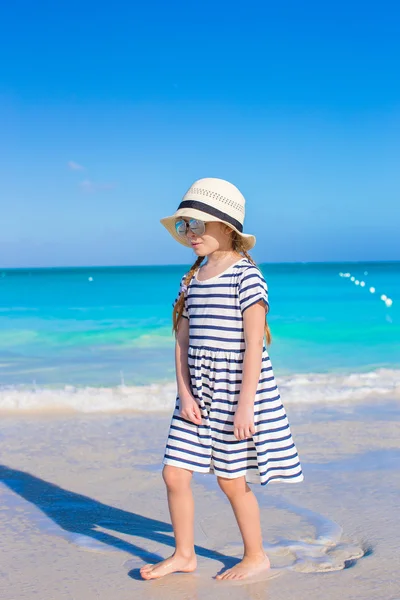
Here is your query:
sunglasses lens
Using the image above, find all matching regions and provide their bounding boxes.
[189,219,206,236]
[175,220,187,237]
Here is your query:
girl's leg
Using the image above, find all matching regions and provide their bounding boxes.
[215,475,270,580]
[140,465,197,580]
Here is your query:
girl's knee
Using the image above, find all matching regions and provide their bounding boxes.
[217,475,249,498]
[162,465,192,491]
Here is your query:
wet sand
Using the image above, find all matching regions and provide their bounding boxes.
[0,400,400,600]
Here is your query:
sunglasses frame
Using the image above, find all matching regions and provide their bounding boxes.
[175,218,206,238]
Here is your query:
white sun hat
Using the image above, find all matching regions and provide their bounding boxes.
[160,177,256,251]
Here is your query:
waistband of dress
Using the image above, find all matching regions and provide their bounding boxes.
[188,344,267,355]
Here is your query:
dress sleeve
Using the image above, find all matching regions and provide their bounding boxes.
[172,274,188,319]
[238,266,269,314]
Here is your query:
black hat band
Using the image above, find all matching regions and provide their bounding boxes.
[177,200,243,233]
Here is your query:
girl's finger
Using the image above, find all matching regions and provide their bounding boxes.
[193,405,202,423]
[190,413,201,425]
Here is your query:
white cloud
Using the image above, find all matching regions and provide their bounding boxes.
[68,160,85,171]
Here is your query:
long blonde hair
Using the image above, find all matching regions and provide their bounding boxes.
[172,229,272,345]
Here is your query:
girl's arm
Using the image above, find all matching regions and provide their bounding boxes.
[175,317,202,425]
[234,300,266,440]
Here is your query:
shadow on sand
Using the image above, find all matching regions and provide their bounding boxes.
[0,464,236,580]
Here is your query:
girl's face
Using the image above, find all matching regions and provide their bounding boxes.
[183,219,233,256]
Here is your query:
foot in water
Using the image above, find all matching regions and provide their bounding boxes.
[216,553,271,581]
[140,553,197,580]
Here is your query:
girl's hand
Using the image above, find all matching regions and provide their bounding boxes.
[234,404,256,440]
[179,395,202,425]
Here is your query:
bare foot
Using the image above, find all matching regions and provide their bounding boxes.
[140,553,197,580]
[216,553,271,581]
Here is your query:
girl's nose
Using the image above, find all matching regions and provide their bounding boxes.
[187,229,197,240]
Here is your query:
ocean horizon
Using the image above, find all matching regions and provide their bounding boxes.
[0,260,398,413]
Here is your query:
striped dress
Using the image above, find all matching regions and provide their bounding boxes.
[163,257,303,486]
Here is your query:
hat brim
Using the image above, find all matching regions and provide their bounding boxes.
[160,207,256,251]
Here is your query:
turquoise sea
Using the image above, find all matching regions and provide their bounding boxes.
[0,261,399,412]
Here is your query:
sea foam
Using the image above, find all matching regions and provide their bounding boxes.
[0,368,399,413]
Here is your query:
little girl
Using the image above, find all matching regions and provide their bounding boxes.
[140,178,303,582]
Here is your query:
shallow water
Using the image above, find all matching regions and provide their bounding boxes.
[1,262,399,414]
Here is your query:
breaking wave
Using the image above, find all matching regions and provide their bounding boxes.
[0,368,399,413]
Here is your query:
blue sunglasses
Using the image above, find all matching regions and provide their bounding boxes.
[175,218,206,237]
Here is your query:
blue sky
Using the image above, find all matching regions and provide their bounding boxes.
[1,0,399,267]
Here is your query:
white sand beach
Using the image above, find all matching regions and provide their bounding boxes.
[1,400,400,600]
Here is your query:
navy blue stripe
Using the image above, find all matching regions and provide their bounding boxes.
[212,453,299,467]
[198,388,241,400]
[191,367,245,374]
[170,423,211,440]
[254,432,292,446]
[192,367,273,383]
[193,374,275,387]
[213,442,295,456]
[212,464,259,474]
[190,283,236,289]
[208,407,238,416]
[258,452,299,466]
[172,415,208,429]
[190,324,244,333]
[192,370,242,379]
[190,335,245,343]
[254,405,284,417]
[192,365,272,376]
[195,398,282,414]
[206,429,291,446]
[259,462,302,476]
[208,413,286,427]
[240,272,263,285]
[213,455,258,466]
[256,413,287,426]
[253,423,290,436]
[195,385,278,397]
[166,444,209,460]
[182,391,280,411]
[206,462,302,479]
[190,393,281,408]
[164,454,210,469]
[261,472,303,485]
[240,281,265,295]
[189,293,239,299]
[168,434,210,450]
[256,442,295,456]
[187,303,241,311]
[253,392,280,404]
[189,314,243,322]
[189,388,279,402]
[211,443,256,455]
[241,292,269,310]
